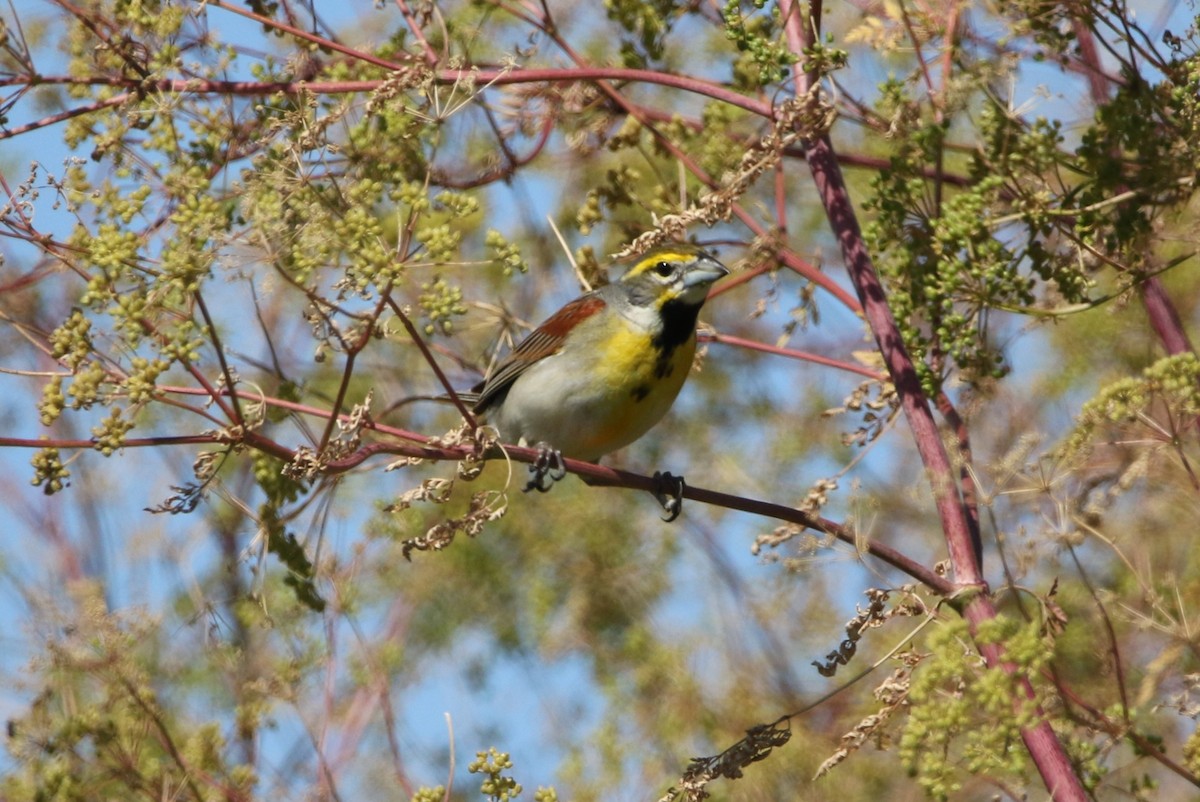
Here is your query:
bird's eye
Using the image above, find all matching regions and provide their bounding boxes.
[653,261,673,277]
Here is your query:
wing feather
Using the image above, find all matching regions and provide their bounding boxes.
[472,293,607,412]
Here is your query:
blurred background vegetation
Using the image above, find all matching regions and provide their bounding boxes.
[2,0,1200,799]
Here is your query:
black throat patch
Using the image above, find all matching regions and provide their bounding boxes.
[654,298,702,351]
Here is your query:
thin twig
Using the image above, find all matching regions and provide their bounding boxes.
[706,333,885,380]
[386,299,477,426]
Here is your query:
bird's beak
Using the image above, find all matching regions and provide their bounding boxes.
[684,255,730,289]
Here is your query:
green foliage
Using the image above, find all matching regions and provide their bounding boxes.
[1074,75,1200,265]
[2,583,256,802]
[257,452,324,612]
[865,81,1098,392]
[30,445,70,494]
[1058,729,1106,794]
[48,308,93,372]
[576,165,643,236]
[1064,352,1200,456]
[5,1,1200,801]
[698,103,749,177]
[91,406,135,455]
[605,0,684,67]
[263,518,326,612]
[470,748,523,801]
[722,1,797,88]
[486,229,530,276]
[898,617,1053,799]
[799,32,848,79]
[1184,726,1200,777]
[862,7,1200,397]
[409,752,558,802]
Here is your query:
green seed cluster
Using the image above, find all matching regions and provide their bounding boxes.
[125,357,169,405]
[1065,353,1200,456]
[49,309,93,371]
[92,407,136,456]
[605,0,679,67]
[485,229,528,276]
[898,618,1052,800]
[722,0,798,88]
[468,748,522,802]
[158,321,204,364]
[576,165,641,235]
[414,222,459,265]
[418,275,467,335]
[76,224,141,309]
[696,103,747,179]
[575,191,603,235]
[799,34,849,79]
[59,361,106,418]
[241,158,333,288]
[30,446,70,495]
[335,178,395,295]
[160,172,222,294]
[434,190,479,218]
[864,78,1103,393]
[39,377,67,427]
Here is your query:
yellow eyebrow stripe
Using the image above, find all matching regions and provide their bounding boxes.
[625,251,695,276]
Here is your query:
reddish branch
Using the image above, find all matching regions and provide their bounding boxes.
[780,1,1088,798]
[0,69,771,122]
[7,1,1183,795]
[3,382,953,595]
[0,91,133,140]
[784,32,977,583]
[393,0,440,67]
[705,333,885,380]
[523,5,862,313]
[934,392,982,570]
[1053,669,1200,788]
[3,2,868,312]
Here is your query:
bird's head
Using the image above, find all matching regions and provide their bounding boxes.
[616,243,729,309]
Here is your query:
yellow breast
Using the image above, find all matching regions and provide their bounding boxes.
[585,324,696,450]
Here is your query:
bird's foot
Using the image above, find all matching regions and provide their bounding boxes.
[652,471,686,522]
[524,443,567,493]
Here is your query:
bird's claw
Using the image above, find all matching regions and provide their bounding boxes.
[653,471,686,522]
[524,443,567,493]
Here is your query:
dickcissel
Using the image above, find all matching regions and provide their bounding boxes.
[462,242,727,515]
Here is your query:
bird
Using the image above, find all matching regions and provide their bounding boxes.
[462,242,728,516]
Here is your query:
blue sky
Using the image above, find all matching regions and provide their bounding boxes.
[2,1,1196,797]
